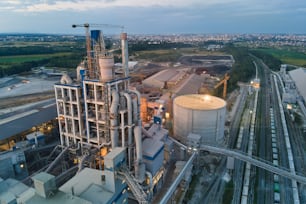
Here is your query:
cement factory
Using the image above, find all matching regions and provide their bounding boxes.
[53,28,170,203]
[0,23,232,204]
[50,25,230,203]
[1,24,306,204]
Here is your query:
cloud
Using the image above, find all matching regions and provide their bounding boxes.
[0,0,297,17]
[0,6,15,11]
[9,0,242,12]
[3,0,301,20]
[4,0,22,5]
[0,0,304,34]
[296,8,306,12]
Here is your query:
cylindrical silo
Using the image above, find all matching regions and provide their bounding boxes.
[99,56,114,82]
[173,94,226,145]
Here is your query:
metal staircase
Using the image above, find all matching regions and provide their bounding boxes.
[118,168,148,204]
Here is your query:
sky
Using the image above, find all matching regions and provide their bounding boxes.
[0,0,306,34]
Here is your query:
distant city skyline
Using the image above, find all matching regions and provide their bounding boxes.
[1,0,306,34]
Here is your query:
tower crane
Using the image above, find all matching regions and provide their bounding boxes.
[214,73,230,99]
[72,23,124,79]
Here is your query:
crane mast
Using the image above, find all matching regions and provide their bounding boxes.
[214,73,230,99]
[72,23,94,78]
[72,23,124,79]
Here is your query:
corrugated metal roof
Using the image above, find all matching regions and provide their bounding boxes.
[142,138,164,159]
[0,178,33,203]
[25,191,91,204]
[289,68,306,102]
[0,105,57,140]
[147,124,168,141]
[155,69,178,82]
[79,183,113,204]
[59,168,124,204]
[104,147,125,160]
[174,74,203,96]
[143,69,185,88]
[59,168,106,196]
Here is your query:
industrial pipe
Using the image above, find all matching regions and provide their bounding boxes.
[120,110,126,147]
[134,125,145,182]
[60,73,73,84]
[110,90,119,148]
[142,127,153,138]
[134,126,143,162]
[145,171,153,199]
[132,98,138,124]
[145,171,153,190]
[45,147,69,173]
[123,92,133,143]
[123,92,133,169]
[77,153,90,173]
[129,89,142,126]
[76,65,85,82]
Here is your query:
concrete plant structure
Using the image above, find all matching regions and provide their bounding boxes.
[53,26,173,203]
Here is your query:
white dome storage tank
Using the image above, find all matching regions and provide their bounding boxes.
[173,94,226,145]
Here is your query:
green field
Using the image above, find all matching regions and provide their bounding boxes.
[0,52,72,64]
[254,48,306,67]
[135,48,226,62]
[0,41,77,48]
[135,49,182,62]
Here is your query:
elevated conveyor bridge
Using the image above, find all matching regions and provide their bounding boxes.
[199,144,306,184]
[169,137,306,184]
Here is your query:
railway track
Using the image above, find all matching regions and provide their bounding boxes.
[253,59,274,204]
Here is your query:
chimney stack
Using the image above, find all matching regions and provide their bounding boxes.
[121,33,129,78]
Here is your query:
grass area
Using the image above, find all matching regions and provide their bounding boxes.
[135,49,182,62]
[134,48,227,62]
[0,52,72,64]
[0,41,77,48]
[184,174,199,201]
[222,180,234,204]
[177,47,226,55]
[253,48,306,67]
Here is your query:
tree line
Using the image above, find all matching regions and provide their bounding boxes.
[0,45,83,56]
[221,44,255,92]
[249,50,282,71]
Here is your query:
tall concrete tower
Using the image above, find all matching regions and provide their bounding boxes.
[54,29,145,182]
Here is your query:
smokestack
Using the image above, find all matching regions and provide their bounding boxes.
[121,33,129,77]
